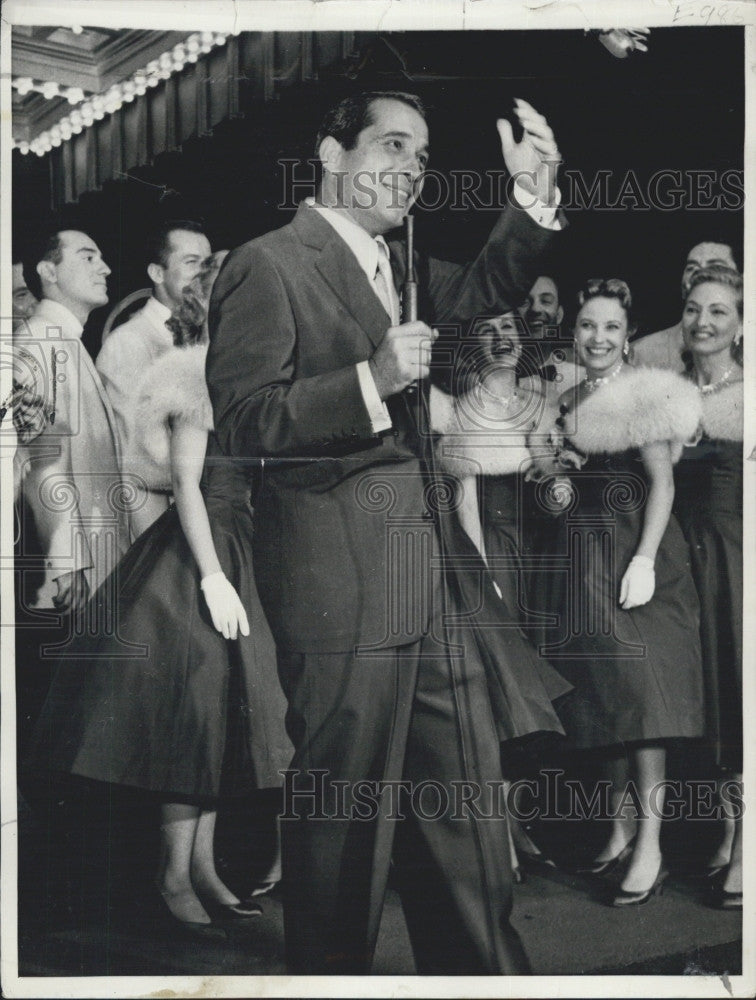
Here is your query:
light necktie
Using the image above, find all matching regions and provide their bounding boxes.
[373,238,400,326]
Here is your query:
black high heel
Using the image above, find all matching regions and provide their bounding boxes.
[518,848,557,873]
[611,860,668,907]
[156,893,227,940]
[512,823,558,872]
[576,836,636,876]
[244,879,279,898]
[711,887,742,910]
[701,863,727,880]
[709,870,742,910]
[204,898,263,923]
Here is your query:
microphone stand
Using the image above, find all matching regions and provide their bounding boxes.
[402,214,418,395]
[402,214,418,323]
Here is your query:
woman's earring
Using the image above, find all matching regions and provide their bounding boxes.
[622,340,630,358]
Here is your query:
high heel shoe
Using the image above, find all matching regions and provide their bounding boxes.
[203,898,263,924]
[511,823,558,872]
[156,893,227,940]
[518,848,557,873]
[709,870,742,910]
[711,887,742,910]
[245,880,279,898]
[611,861,668,907]
[701,863,728,881]
[576,836,636,876]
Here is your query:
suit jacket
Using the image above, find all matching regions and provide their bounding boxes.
[13,299,131,609]
[631,322,685,371]
[207,202,559,652]
[96,298,174,536]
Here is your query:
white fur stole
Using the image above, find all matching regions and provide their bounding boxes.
[700,381,743,442]
[568,367,702,455]
[128,344,214,490]
[430,382,535,477]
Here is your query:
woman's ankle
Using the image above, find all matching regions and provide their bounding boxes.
[191,866,239,906]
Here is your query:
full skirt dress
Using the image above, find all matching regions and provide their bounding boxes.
[673,392,742,771]
[539,447,704,749]
[28,444,293,801]
[525,367,706,752]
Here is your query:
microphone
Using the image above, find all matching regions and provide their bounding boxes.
[402,214,419,395]
[402,214,418,323]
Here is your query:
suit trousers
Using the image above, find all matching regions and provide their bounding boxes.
[277,581,530,975]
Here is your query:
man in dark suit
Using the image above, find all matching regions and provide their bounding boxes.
[207,91,563,974]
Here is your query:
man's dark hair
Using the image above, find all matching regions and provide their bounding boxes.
[687,236,742,274]
[23,231,64,301]
[146,219,208,269]
[314,91,425,156]
[528,273,561,299]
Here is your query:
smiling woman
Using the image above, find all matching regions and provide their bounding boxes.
[573,278,634,382]
[674,265,744,908]
[682,268,743,368]
[529,277,704,906]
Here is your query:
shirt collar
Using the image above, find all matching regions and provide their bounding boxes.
[307,198,384,283]
[143,295,174,336]
[34,298,85,339]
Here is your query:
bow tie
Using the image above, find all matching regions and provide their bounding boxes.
[537,364,558,382]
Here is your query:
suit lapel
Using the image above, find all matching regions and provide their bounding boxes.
[292,205,393,350]
[291,205,430,441]
[79,349,124,463]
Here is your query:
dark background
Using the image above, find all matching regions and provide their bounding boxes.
[13,26,744,356]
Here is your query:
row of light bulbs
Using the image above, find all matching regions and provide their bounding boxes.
[13,31,232,157]
[13,79,88,104]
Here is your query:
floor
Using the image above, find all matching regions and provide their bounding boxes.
[12,772,742,982]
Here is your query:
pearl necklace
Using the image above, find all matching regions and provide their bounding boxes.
[583,360,624,394]
[697,365,737,395]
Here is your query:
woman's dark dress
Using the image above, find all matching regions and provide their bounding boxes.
[430,385,572,737]
[29,438,293,800]
[482,473,553,636]
[674,431,742,771]
[541,431,704,750]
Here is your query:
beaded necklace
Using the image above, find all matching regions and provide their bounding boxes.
[583,359,624,394]
[696,364,737,395]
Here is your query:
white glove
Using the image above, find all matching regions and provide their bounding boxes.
[619,556,655,610]
[200,572,250,640]
[546,475,575,512]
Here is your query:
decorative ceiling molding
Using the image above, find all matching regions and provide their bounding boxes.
[11,27,187,93]
[11,28,224,147]
[10,28,360,206]
[12,94,72,144]
[14,31,233,155]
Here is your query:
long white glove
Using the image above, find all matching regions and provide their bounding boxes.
[619,555,655,610]
[200,572,250,639]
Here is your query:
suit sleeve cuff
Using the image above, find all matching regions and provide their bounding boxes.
[512,181,563,230]
[356,361,392,433]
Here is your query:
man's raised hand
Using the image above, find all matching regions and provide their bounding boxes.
[497,99,561,205]
[369,321,438,399]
